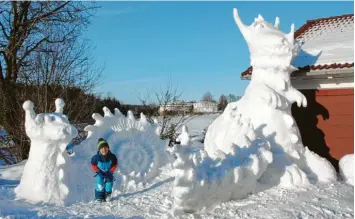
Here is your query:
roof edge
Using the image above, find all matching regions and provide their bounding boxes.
[306,13,354,23]
[241,65,354,81]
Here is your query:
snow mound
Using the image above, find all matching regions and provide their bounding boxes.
[77,108,170,191]
[339,154,354,185]
[0,160,26,181]
[303,147,337,183]
[15,99,78,205]
[172,122,272,215]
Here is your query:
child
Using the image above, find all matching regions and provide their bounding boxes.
[90,138,118,202]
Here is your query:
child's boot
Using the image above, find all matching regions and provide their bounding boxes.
[95,189,106,202]
[105,192,112,202]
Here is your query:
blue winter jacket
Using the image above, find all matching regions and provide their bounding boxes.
[90,150,118,173]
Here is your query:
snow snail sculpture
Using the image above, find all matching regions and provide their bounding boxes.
[15,99,78,205]
[78,108,170,191]
[17,99,169,205]
[172,8,337,215]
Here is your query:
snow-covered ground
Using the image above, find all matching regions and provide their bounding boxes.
[173,113,219,145]
[174,114,219,134]
[0,114,353,219]
[0,164,353,219]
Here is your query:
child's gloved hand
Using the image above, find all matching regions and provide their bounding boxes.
[106,171,114,181]
[97,170,106,179]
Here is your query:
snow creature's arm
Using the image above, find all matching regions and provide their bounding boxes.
[109,154,118,172]
[90,155,99,172]
[285,87,307,107]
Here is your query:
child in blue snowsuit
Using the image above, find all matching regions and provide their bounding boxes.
[90,138,118,202]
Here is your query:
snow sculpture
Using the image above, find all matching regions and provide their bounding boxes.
[15,99,78,205]
[339,154,354,186]
[172,121,273,215]
[205,8,336,187]
[15,98,169,204]
[78,108,169,191]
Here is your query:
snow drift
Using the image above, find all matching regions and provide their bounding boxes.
[0,160,26,181]
[339,154,354,185]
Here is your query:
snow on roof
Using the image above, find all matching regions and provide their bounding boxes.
[293,14,354,68]
[242,14,354,78]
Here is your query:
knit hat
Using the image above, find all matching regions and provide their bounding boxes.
[97,138,109,151]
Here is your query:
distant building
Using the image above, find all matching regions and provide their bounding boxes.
[158,100,219,114]
[193,101,218,113]
[158,102,193,115]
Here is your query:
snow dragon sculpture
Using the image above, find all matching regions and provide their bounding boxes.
[172,8,338,215]
[15,99,78,205]
[172,121,273,215]
[205,8,337,187]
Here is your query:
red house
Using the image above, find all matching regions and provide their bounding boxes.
[241,14,354,170]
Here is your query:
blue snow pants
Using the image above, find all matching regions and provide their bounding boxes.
[95,175,113,200]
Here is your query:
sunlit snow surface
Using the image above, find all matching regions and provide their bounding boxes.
[0,162,353,219]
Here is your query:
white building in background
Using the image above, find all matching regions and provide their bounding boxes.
[158,102,193,115]
[158,101,219,115]
[193,101,218,113]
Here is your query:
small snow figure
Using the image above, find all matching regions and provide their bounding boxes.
[90,138,118,202]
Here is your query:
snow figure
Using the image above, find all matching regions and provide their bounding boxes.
[15,99,78,205]
[172,122,273,215]
[205,8,336,188]
[78,108,169,191]
[339,154,354,186]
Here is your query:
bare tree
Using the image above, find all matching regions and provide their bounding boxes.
[154,83,182,138]
[226,94,241,103]
[218,94,228,111]
[23,37,102,123]
[138,83,195,145]
[202,91,214,102]
[0,1,98,163]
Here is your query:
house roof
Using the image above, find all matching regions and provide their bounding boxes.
[241,13,354,79]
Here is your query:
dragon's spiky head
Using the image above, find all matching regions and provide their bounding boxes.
[233,8,299,70]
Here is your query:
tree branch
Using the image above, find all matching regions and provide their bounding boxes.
[28,2,70,24]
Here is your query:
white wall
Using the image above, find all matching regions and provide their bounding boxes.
[193,102,218,113]
[291,76,354,90]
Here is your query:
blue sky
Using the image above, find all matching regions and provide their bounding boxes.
[85,1,353,105]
